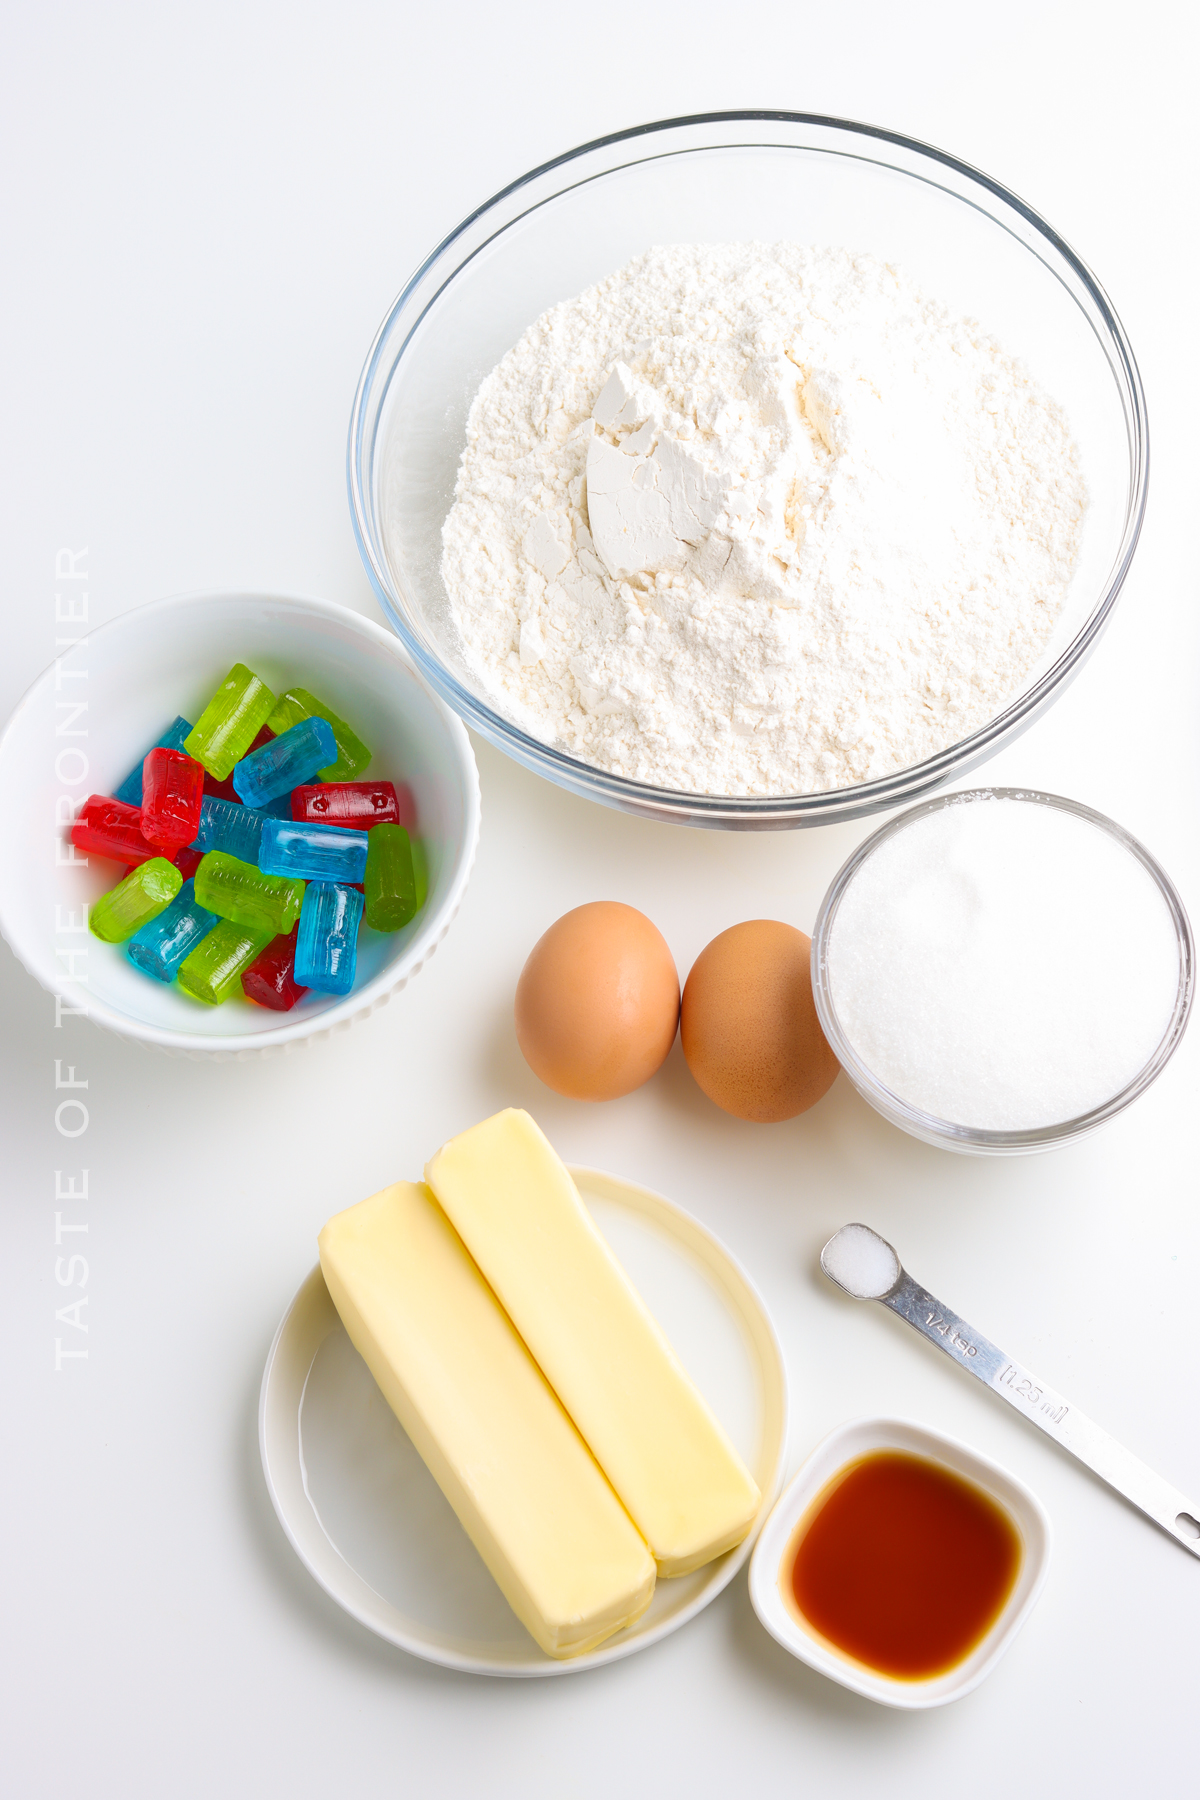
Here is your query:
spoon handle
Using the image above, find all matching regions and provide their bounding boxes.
[884,1273,1200,1559]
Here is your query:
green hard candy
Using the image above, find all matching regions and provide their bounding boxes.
[178,920,274,1005]
[364,824,417,932]
[184,663,276,781]
[264,687,370,783]
[410,833,428,910]
[194,851,304,937]
[89,858,182,943]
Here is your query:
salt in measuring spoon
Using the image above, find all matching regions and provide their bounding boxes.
[821,1223,1200,1559]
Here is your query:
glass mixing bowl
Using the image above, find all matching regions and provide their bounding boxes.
[348,113,1148,830]
[810,789,1194,1153]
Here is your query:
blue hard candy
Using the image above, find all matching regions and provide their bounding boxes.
[232,716,336,809]
[258,816,368,884]
[191,795,271,864]
[127,878,218,982]
[294,882,363,996]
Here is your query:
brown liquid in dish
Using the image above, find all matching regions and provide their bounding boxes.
[787,1450,1021,1679]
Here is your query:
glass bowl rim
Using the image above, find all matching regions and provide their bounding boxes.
[348,110,1150,826]
[810,786,1195,1152]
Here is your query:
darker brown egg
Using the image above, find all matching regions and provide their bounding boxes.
[515,902,680,1101]
[681,919,839,1122]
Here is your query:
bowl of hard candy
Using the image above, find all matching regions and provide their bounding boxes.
[350,112,1147,829]
[0,590,480,1057]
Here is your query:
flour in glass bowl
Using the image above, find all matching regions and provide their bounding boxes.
[440,245,1088,798]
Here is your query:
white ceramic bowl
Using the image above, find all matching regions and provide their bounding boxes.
[0,591,481,1057]
[748,1417,1051,1709]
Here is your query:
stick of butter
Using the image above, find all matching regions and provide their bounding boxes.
[318,1181,656,1658]
[425,1110,761,1577]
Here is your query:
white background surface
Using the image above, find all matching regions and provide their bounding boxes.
[2,4,1197,1795]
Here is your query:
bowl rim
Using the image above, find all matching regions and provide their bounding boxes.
[747,1414,1052,1709]
[347,109,1150,828]
[810,786,1195,1152]
[0,587,482,1058]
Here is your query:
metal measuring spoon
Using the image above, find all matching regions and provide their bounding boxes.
[821,1222,1200,1559]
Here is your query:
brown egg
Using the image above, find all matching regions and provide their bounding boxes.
[515,902,680,1101]
[681,920,839,1122]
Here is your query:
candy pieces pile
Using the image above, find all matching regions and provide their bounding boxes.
[74,663,424,1011]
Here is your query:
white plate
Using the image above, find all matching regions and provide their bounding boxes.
[259,1166,788,1676]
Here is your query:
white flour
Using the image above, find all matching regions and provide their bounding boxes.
[441,245,1087,797]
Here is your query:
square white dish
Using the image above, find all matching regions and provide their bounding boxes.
[748,1416,1051,1708]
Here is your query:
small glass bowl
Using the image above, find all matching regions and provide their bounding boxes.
[810,788,1195,1153]
[349,112,1148,830]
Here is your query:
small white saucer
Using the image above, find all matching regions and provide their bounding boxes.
[748,1417,1051,1708]
[260,1167,788,1676]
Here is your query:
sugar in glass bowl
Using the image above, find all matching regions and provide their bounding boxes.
[810,789,1194,1153]
[0,591,481,1058]
[349,112,1148,831]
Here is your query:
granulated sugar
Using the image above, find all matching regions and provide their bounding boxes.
[821,1224,903,1299]
[441,245,1088,798]
[826,796,1181,1131]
